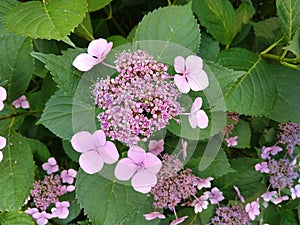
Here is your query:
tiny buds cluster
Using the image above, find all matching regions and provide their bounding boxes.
[278,122,300,156]
[26,157,77,225]
[224,112,240,147]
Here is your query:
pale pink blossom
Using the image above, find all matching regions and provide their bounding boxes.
[25,207,38,215]
[196,177,213,190]
[71,130,119,174]
[255,162,270,173]
[188,97,209,129]
[261,146,272,159]
[225,136,238,147]
[233,186,245,203]
[148,139,164,155]
[290,184,300,199]
[42,157,59,174]
[180,140,188,160]
[206,187,224,204]
[12,95,30,109]
[0,136,6,163]
[245,199,260,221]
[174,55,209,93]
[143,211,165,220]
[72,38,113,71]
[0,86,7,111]
[269,146,282,155]
[170,216,189,225]
[271,195,289,204]
[60,185,75,195]
[261,191,277,202]
[60,169,77,184]
[114,146,162,193]
[51,201,70,219]
[193,193,209,213]
[32,211,52,225]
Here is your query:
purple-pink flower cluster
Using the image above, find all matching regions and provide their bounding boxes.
[278,122,300,156]
[92,50,183,146]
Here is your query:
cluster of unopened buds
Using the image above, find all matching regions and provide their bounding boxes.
[25,157,77,225]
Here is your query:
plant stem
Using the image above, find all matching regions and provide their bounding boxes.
[167,0,172,6]
[0,110,42,121]
[261,53,300,63]
[260,37,284,55]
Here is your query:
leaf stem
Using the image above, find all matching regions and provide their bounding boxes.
[0,110,42,121]
[260,37,284,55]
[260,53,299,63]
[167,0,172,5]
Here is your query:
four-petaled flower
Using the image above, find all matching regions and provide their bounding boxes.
[12,95,30,109]
[0,86,7,111]
[174,55,209,93]
[290,184,300,199]
[143,211,165,220]
[206,187,224,204]
[32,211,52,225]
[225,136,238,147]
[61,169,77,184]
[193,193,209,213]
[71,130,119,174]
[255,162,270,173]
[188,97,209,129]
[42,157,59,174]
[196,177,213,190]
[51,201,70,219]
[114,146,162,193]
[271,195,289,205]
[261,191,277,202]
[245,199,260,221]
[72,38,113,71]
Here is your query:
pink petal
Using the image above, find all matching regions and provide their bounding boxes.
[79,150,104,174]
[191,97,203,112]
[174,75,190,93]
[98,141,119,164]
[185,55,203,73]
[148,139,164,155]
[174,56,185,73]
[188,113,198,129]
[36,218,48,225]
[131,170,157,193]
[188,70,209,91]
[102,42,113,57]
[71,131,94,153]
[21,100,30,109]
[128,146,146,164]
[87,38,109,59]
[92,130,106,147]
[143,212,165,220]
[0,102,4,111]
[196,110,209,128]
[114,158,137,180]
[68,169,77,177]
[48,157,57,166]
[72,53,98,72]
[0,136,7,149]
[0,86,7,101]
[143,153,162,174]
[0,151,3,163]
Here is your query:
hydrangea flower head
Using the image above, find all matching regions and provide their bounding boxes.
[72,38,113,71]
[71,130,119,174]
[42,157,59,174]
[114,146,162,193]
[174,55,209,93]
[143,211,165,220]
[12,95,30,109]
[188,97,209,129]
[0,86,7,111]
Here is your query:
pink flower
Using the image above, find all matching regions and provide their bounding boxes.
[261,146,272,159]
[225,136,238,147]
[51,201,70,219]
[206,187,224,204]
[12,95,30,109]
[193,193,209,213]
[71,130,119,174]
[180,140,188,160]
[32,211,52,225]
[143,211,165,220]
[72,38,113,71]
[174,55,209,93]
[42,157,59,174]
[188,97,209,129]
[261,191,277,202]
[114,146,162,193]
[290,184,300,199]
[0,136,6,163]
[196,177,213,190]
[60,169,77,184]
[269,145,282,155]
[233,186,245,203]
[25,207,38,215]
[60,185,75,195]
[255,162,270,173]
[271,195,289,204]
[245,199,260,221]
[170,216,189,225]
[0,86,7,111]
[148,139,164,155]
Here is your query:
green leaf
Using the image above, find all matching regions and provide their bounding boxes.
[279,208,299,225]
[38,90,96,140]
[62,140,80,162]
[283,27,300,57]
[0,131,35,211]
[25,137,51,163]
[0,33,33,101]
[134,3,200,53]
[235,0,255,33]
[231,119,251,148]
[186,148,235,178]
[76,167,148,225]
[276,0,300,43]
[3,0,87,41]
[87,0,112,12]
[74,12,94,41]
[32,49,84,96]
[198,32,220,61]
[192,0,236,45]
[0,211,34,225]
[214,158,265,200]
[0,0,19,36]
[216,48,277,117]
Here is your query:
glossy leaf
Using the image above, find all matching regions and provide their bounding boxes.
[198,32,220,61]
[3,0,87,41]
[235,0,255,33]
[134,3,200,52]
[230,119,251,148]
[283,27,300,57]
[0,211,34,225]
[0,131,35,211]
[192,0,236,45]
